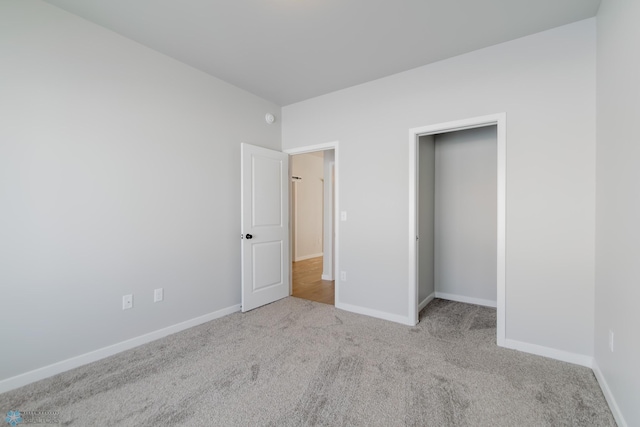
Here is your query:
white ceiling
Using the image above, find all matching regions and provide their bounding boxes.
[44,0,601,106]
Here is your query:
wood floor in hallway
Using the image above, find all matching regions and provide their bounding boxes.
[292,256,335,305]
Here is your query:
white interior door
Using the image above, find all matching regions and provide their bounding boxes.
[241,143,290,312]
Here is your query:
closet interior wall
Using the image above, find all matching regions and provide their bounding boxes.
[418,126,498,308]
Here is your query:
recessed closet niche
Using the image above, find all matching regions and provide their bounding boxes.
[418,126,498,308]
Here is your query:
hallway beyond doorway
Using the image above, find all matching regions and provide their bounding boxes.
[292,257,335,305]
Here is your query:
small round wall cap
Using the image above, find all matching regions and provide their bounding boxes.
[265,113,276,124]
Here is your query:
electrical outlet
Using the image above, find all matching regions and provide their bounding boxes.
[122,294,133,310]
[340,271,347,281]
[340,211,347,221]
[609,330,614,352]
[154,288,164,303]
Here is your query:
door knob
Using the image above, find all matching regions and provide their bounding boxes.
[245,234,253,239]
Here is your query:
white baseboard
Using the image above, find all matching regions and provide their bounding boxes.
[418,292,436,311]
[503,338,593,368]
[294,253,323,262]
[321,274,334,281]
[336,302,414,326]
[592,360,628,427]
[435,292,497,308]
[0,304,241,394]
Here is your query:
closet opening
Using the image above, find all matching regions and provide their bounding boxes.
[408,114,506,346]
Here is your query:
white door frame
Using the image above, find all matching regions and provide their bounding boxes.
[408,114,506,347]
[284,141,340,306]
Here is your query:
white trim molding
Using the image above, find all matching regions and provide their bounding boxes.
[336,302,414,326]
[408,113,506,346]
[418,292,436,312]
[435,292,497,308]
[0,304,241,394]
[592,360,628,427]
[294,253,324,262]
[284,142,338,155]
[503,338,593,367]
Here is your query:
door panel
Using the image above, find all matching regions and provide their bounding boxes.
[252,241,283,291]
[252,156,283,227]
[241,143,289,312]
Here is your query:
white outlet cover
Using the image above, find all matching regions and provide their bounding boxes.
[122,294,133,310]
[154,288,164,302]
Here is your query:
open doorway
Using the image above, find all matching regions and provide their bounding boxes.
[288,147,337,305]
[409,114,506,346]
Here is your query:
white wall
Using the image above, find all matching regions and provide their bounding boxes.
[283,19,596,357]
[418,136,435,306]
[291,153,324,261]
[0,1,280,384]
[595,0,640,425]
[434,127,497,305]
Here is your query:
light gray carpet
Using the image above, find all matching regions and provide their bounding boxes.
[0,298,615,426]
